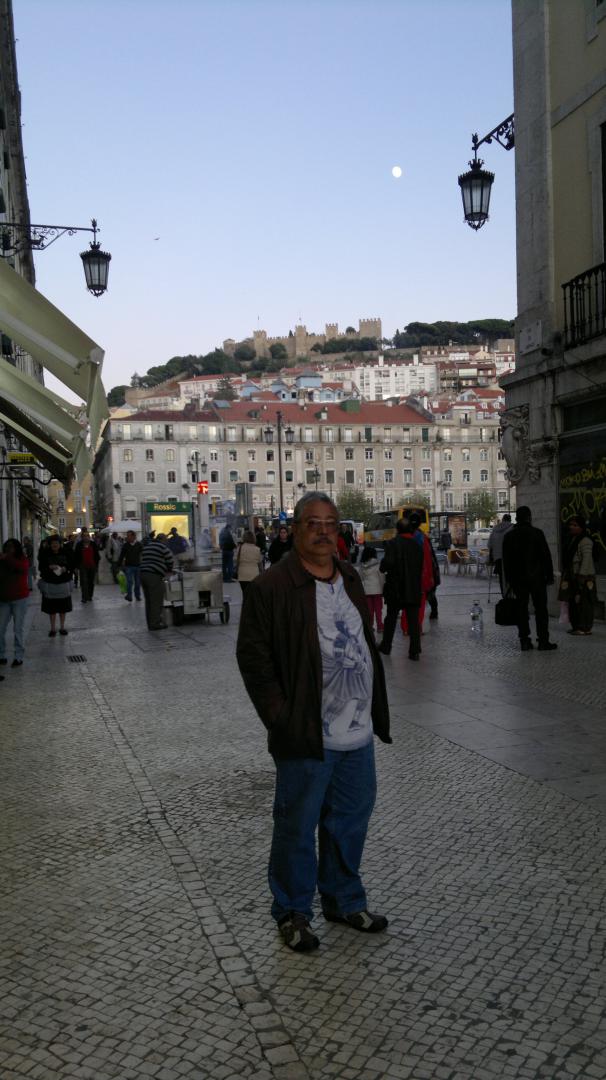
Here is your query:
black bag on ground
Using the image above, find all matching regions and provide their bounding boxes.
[495,591,518,626]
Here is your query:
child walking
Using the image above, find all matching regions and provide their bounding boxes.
[357,543,385,634]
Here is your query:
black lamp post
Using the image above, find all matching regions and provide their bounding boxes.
[1,217,111,295]
[263,410,294,514]
[458,114,514,230]
[311,467,321,491]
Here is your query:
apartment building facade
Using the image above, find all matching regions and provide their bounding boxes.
[93,400,509,525]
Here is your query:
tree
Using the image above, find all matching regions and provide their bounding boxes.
[397,491,430,510]
[310,342,323,353]
[464,489,497,526]
[336,487,373,522]
[269,342,287,360]
[234,343,256,363]
[107,385,128,407]
[345,326,356,334]
[213,376,238,401]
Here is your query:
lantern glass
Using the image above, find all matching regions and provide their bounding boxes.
[458,162,494,230]
[284,425,295,444]
[263,426,274,444]
[80,243,111,296]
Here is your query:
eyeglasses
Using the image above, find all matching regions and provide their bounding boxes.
[302,518,339,532]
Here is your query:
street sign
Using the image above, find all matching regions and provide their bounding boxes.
[279,511,288,522]
[197,480,209,494]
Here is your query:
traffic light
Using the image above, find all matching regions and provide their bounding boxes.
[197,480,209,494]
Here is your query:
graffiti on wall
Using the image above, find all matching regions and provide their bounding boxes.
[559,454,606,573]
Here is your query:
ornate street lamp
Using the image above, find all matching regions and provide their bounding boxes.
[458,114,514,230]
[263,410,292,513]
[1,217,111,295]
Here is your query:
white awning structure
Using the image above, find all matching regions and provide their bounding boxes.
[0,258,108,481]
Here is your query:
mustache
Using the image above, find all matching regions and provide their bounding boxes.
[313,536,334,543]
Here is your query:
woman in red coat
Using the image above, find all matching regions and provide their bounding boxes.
[0,538,30,668]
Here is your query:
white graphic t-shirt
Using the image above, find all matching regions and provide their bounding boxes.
[315,575,374,751]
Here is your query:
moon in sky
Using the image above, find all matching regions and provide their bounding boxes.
[391,165,402,178]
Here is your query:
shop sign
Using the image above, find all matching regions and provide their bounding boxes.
[8,452,36,466]
[145,501,191,513]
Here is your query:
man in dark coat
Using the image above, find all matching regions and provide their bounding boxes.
[237,493,390,953]
[378,516,424,660]
[502,505,557,652]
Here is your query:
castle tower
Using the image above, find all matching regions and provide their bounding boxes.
[325,323,338,340]
[253,329,269,359]
[359,318,382,340]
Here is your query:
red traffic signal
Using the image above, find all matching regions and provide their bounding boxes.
[197,480,209,494]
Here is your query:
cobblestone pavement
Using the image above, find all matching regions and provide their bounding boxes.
[1,569,606,1080]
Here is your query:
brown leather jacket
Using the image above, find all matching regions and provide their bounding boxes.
[236,548,391,760]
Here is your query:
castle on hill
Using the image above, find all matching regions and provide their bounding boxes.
[223,318,382,360]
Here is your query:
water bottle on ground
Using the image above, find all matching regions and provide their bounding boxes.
[470,600,483,635]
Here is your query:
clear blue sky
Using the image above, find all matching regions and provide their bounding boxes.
[14,0,515,394]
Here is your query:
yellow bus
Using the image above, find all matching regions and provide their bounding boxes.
[364,505,429,547]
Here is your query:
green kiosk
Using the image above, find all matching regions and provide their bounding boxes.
[144,500,193,540]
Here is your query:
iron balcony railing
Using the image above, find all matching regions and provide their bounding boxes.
[563,261,606,348]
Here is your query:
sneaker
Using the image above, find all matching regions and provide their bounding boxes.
[0,658,6,665]
[377,644,391,655]
[537,641,557,651]
[278,913,319,952]
[59,629,68,636]
[11,659,23,667]
[324,910,388,934]
[48,630,56,638]
[125,596,132,602]
[520,639,534,651]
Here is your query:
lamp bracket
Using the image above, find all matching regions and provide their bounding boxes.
[1,218,101,256]
[471,114,515,160]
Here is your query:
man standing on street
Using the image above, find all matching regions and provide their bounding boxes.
[118,530,143,602]
[488,513,513,596]
[140,533,174,630]
[219,524,236,582]
[237,492,391,953]
[379,515,425,661]
[502,506,557,652]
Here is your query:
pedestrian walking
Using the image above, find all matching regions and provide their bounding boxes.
[502,506,557,652]
[379,516,425,661]
[38,535,73,637]
[118,530,143,601]
[237,492,391,952]
[219,524,236,581]
[106,532,123,583]
[0,538,30,667]
[73,531,100,603]
[140,533,174,630]
[357,543,385,634]
[488,514,513,596]
[235,530,263,595]
[267,524,292,565]
[559,515,597,636]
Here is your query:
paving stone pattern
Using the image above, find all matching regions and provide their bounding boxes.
[1,575,606,1080]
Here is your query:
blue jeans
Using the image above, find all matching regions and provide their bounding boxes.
[0,598,28,661]
[125,566,141,599]
[269,741,377,923]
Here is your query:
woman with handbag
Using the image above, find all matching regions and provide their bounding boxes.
[235,530,263,595]
[560,516,597,636]
[38,535,73,637]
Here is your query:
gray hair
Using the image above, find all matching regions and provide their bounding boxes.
[293,491,339,524]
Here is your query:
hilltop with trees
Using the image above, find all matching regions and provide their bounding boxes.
[106,317,513,406]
